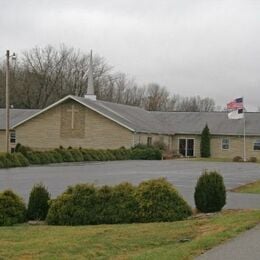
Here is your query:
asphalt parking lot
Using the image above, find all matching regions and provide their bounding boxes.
[0,160,259,208]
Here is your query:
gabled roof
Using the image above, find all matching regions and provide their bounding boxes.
[1,96,260,136]
[0,109,40,130]
[10,95,166,134]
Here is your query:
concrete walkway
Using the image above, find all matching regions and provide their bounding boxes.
[196,224,260,260]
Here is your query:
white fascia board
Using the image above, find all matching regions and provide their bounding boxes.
[12,95,135,132]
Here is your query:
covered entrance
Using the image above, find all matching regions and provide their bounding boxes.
[179,138,195,157]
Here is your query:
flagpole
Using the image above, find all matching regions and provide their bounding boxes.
[243,99,246,162]
[243,116,246,161]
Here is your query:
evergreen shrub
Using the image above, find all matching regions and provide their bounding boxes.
[14,152,30,166]
[194,170,226,213]
[47,178,191,225]
[46,184,97,225]
[81,149,95,161]
[130,148,162,160]
[0,154,14,168]
[0,190,26,226]
[70,149,84,162]
[200,124,211,157]
[56,149,74,162]
[26,151,41,164]
[27,183,50,220]
[135,178,192,222]
[96,183,138,224]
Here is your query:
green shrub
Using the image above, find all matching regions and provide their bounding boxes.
[96,183,138,224]
[46,184,97,225]
[26,151,41,164]
[6,153,22,167]
[81,149,95,161]
[14,153,30,166]
[69,149,84,162]
[233,156,243,162]
[15,143,32,155]
[135,178,192,222]
[27,183,50,220]
[194,170,226,213]
[0,190,26,226]
[48,151,63,163]
[33,152,52,164]
[47,179,192,226]
[0,154,14,168]
[200,124,211,158]
[133,144,150,150]
[56,149,74,162]
[130,148,162,160]
[110,148,130,160]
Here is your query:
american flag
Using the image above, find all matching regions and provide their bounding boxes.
[227,97,243,110]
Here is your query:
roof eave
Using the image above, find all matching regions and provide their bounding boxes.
[12,95,135,132]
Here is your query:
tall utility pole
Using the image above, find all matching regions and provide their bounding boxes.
[5,50,10,153]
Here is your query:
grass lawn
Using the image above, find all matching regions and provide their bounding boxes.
[0,210,259,259]
[231,180,260,194]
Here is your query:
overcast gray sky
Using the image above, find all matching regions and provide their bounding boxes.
[1,0,259,110]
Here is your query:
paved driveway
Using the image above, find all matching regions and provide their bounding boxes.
[0,160,259,208]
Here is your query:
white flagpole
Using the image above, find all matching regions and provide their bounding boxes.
[243,115,246,162]
[243,97,246,162]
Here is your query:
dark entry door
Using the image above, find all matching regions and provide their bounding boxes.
[179,138,194,157]
[179,139,186,156]
[187,139,194,156]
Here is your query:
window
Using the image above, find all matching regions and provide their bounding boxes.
[253,140,260,151]
[147,137,152,146]
[222,138,229,150]
[10,131,16,144]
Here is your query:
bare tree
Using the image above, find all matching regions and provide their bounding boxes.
[144,83,169,111]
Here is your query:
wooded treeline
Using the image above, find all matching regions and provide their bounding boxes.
[0,45,215,111]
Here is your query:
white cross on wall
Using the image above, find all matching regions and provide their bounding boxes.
[67,105,79,129]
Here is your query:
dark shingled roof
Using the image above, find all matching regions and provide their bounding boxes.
[72,96,168,134]
[152,111,260,136]
[0,109,40,130]
[1,96,260,136]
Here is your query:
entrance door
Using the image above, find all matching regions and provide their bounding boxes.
[179,138,194,157]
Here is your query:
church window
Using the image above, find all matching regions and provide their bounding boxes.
[10,131,16,144]
[253,140,260,151]
[222,138,229,150]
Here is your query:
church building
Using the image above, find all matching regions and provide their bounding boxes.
[1,52,260,160]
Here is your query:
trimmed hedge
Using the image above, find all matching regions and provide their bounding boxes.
[0,153,29,168]
[46,178,192,225]
[0,145,162,169]
[0,190,26,226]
[194,170,226,213]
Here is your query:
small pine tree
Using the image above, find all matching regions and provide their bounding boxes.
[27,183,50,220]
[194,170,226,213]
[200,124,211,157]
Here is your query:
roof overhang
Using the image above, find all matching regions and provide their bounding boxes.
[12,95,135,132]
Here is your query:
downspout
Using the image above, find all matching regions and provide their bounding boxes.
[132,131,136,147]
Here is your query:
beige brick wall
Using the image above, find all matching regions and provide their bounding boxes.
[14,100,134,150]
[172,134,260,160]
[211,135,260,160]
[134,133,172,149]
[0,131,5,152]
